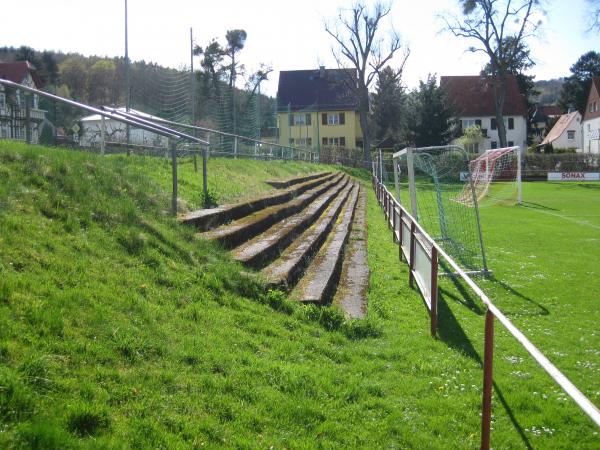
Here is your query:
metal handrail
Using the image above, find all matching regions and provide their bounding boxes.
[0,79,182,141]
[373,176,600,447]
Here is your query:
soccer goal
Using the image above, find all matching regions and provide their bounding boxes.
[458,146,522,207]
[392,145,489,273]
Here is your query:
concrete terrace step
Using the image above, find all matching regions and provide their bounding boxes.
[261,182,356,289]
[333,186,369,318]
[265,171,331,189]
[199,173,347,249]
[181,172,337,232]
[290,184,360,304]
[233,177,352,269]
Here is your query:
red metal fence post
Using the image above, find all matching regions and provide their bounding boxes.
[430,246,438,337]
[408,221,416,288]
[481,310,495,450]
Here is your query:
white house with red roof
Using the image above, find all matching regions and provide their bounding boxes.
[539,111,583,152]
[0,61,46,143]
[440,75,528,153]
[582,77,600,154]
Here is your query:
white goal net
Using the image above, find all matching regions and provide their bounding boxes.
[456,146,522,206]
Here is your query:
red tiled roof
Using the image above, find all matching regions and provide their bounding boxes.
[0,61,42,87]
[440,75,527,117]
[539,111,580,146]
[538,105,561,117]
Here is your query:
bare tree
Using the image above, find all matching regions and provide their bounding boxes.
[443,0,543,147]
[588,0,600,33]
[325,2,409,164]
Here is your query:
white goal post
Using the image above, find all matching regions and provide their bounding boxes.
[466,146,522,206]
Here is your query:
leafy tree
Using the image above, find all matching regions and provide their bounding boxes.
[14,45,38,65]
[370,66,406,143]
[59,57,89,101]
[443,0,543,147]
[406,75,457,147]
[325,1,410,163]
[88,60,116,106]
[558,51,600,113]
[224,29,247,135]
[39,122,55,146]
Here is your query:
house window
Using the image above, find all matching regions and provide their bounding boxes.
[321,137,346,147]
[0,93,5,110]
[464,143,479,153]
[291,138,312,147]
[491,118,497,130]
[0,125,7,138]
[508,117,514,130]
[322,112,345,126]
[32,94,38,109]
[463,119,477,129]
[291,113,311,126]
[567,130,575,140]
[508,141,514,147]
[491,141,498,149]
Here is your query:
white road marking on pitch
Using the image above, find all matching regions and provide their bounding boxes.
[527,208,600,231]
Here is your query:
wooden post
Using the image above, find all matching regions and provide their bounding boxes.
[481,310,495,450]
[170,140,178,216]
[392,204,397,242]
[430,246,438,337]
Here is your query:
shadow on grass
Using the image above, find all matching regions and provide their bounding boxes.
[439,271,486,316]
[436,294,533,449]
[489,275,550,317]
[521,201,559,211]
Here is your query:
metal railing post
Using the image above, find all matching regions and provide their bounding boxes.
[202,145,208,208]
[25,93,32,144]
[431,247,438,337]
[398,207,403,262]
[481,310,495,450]
[170,140,178,216]
[100,116,106,155]
[234,136,238,159]
[408,221,416,288]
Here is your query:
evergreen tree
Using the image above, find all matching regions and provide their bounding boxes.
[558,51,600,113]
[406,75,457,147]
[370,66,406,144]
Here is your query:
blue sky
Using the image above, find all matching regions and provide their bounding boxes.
[2,0,598,96]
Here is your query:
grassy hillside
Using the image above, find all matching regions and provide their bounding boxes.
[0,142,597,448]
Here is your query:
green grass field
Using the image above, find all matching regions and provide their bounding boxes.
[0,141,598,448]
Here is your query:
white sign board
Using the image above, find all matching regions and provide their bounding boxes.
[547,172,600,181]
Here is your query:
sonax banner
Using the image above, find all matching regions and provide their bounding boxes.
[548,172,600,181]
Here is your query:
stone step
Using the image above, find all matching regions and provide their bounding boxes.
[290,184,360,304]
[261,182,356,289]
[332,186,369,318]
[233,177,352,269]
[265,171,331,189]
[199,173,346,249]
[181,172,337,232]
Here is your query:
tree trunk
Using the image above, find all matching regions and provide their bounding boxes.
[358,85,371,166]
[492,76,508,147]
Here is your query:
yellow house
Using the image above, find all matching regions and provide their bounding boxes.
[277,67,362,153]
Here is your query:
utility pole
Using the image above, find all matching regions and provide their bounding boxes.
[125,0,131,154]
